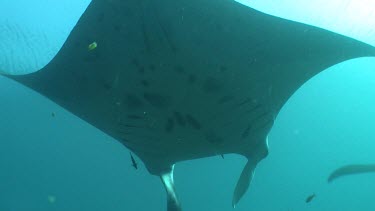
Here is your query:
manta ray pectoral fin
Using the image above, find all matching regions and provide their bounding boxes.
[160,165,182,211]
[328,164,375,183]
[232,137,269,208]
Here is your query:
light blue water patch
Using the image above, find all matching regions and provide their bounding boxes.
[0,0,90,74]
[240,0,375,46]
[264,57,375,211]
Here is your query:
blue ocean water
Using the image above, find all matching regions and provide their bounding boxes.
[1,1,375,211]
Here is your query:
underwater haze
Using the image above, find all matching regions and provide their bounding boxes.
[1,1,375,211]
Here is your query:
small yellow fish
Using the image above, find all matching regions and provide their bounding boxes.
[88,42,97,51]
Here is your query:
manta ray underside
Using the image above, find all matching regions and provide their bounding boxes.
[4,0,375,210]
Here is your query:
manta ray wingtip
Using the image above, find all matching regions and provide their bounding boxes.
[327,164,375,183]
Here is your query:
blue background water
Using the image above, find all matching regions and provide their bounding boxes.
[1,1,375,211]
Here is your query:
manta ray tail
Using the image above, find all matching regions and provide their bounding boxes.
[232,137,269,208]
[160,165,182,211]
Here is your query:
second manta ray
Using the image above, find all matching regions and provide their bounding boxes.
[4,0,375,210]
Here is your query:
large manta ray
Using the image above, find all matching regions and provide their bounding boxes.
[4,0,375,210]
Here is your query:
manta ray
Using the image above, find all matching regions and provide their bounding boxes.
[3,0,375,210]
[328,164,375,183]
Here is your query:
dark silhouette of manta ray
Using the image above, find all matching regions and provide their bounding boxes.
[4,0,375,210]
[328,164,375,183]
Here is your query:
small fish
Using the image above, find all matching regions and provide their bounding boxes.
[305,193,316,203]
[88,41,97,51]
[221,154,224,159]
[130,152,138,170]
[51,112,55,117]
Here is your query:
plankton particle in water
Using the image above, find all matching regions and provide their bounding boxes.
[47,195,56,204]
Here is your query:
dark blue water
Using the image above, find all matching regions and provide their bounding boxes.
[1,1,375,211]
